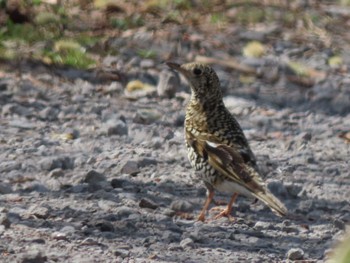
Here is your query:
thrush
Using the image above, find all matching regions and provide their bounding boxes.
[167,62,287,222]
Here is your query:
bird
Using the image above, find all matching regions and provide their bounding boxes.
[166,61,287,222]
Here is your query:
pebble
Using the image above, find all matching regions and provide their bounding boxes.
[286,248,304,260]
[332,218,345,230]
[38,107,59,121]
[48,168,64,178]
[0,213,11,228]
[83,170,106,185]
[267,180,288,197]
[140,59,155,68]
[120,160,140,176]
[253,221,273,230]
[133,109,162,125]
[139,198,159,210]
[138,157,157,167]
[20,248,47,263]
[0,182,13,194]
[180,238,195,249]
[170,200,194,212]
[157,69,180,98]
[39,156,75,171]
[28,205,50,219]
[106,119,128,136]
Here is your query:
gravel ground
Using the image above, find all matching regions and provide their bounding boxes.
[0,34,349,262]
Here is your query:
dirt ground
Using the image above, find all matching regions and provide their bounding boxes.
[0,1,350,262]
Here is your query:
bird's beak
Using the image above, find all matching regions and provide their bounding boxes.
[166,62,191,78]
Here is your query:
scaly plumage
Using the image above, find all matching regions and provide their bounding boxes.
[167,61,287,221]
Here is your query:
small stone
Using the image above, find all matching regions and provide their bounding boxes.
[253,221,273,230]
[60,225,76,235]
[140,59,155,68]
[139,198,159,210]
[180,237,195,248]
[267,180,288,197]
[38,107,59,121]
[115,206,137,219]
[286,248,304,260]
[48,168,64,178]
[28,206,50,219]
[106,119,128,136]
[0,182,13,194]
[157,69,180,98]
[39,156,74,171]
[52,231,69,241]
[285,183,302,198]
[120,160,139,176]
[133,109,161,125]
[170,200,194,212]
[333,218,345,230]
[162,230,181,243]
[83,170,106,185]
[138,157,157,167]
[20,248,47,263]
[0,213,11,228]
[110,178,126,188]
[95,220,115,232]
[80,237,100,246]
[162,208,176,217]
[114,249,130,258]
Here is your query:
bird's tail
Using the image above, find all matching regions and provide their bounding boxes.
[253,190,287,217]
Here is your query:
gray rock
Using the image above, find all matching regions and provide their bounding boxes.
[139,198,159,210]
[83,170,106,185]
[110,178,126,188]
[0,213,11,228]
[2,103,32,117]
[140,59,155,68]
[39,156,74,171]
[115,206,138,219]
[0,182,13,194]
[114,249,130,258]
[286,248,304,260]
[267,180,288,197]
[162,230,181,243]
[106,119,128,136]
[138,157,157,167]
[333,218,345,230]
[133,109,161,125]
[120,160,140,176]
[285,183,303,198]
[28,205,51,219]
[20,248,47,263]
[170,200,194,212]
[38,107,59,121]
[95,220,115,232]
[157,69,180,98]
[180,237,195,249]
[48,168,64,178]
[253,221,273,230]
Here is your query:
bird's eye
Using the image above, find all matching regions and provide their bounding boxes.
[193,68,202,76]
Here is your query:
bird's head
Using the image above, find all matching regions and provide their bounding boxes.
[166,62,222,103]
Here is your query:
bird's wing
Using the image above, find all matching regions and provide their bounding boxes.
[187,131,264,193]
[186,131,287,216]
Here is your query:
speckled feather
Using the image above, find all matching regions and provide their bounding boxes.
[167,62,287,217]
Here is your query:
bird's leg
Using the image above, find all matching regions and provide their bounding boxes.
[197,189,215,222]
[213,193,238,221]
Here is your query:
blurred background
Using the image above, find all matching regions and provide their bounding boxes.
[1,0,350,115]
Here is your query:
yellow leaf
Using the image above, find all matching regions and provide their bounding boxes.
[243,41,265,58]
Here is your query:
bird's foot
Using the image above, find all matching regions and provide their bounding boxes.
[210,207,235,222]
[197,213,206,222]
